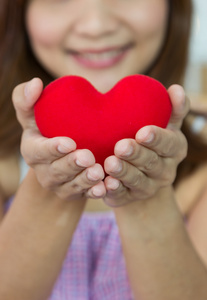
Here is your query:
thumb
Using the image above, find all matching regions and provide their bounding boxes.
[167,84,190,129]
[12,78,43,130]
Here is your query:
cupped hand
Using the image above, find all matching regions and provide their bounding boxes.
[12,78,106,201]
[103,85,190,207]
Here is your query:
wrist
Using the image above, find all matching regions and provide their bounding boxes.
[113,187,183,237]
[17,168,87,213]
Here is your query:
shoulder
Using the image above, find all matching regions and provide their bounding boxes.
[0,153,20,203]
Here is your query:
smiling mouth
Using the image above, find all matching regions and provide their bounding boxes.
[66,43,134,69]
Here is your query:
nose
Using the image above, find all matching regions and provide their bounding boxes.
[73,1,120,38]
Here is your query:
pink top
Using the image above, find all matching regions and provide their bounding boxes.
[9,158,134,299]
[48,212,134,300]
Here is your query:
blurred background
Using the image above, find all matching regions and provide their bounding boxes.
[185,0,207,96]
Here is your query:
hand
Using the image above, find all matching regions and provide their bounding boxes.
[12,78,106,201]
[103,85,190,207]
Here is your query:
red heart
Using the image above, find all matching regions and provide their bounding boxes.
[34,75,172,167]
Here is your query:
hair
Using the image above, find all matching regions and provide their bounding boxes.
[0,0,205,182]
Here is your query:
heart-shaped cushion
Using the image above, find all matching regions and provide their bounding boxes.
[34,75,172,167]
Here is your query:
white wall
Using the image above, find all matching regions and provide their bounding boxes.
[189,0,207,63]
[184,0,207,93]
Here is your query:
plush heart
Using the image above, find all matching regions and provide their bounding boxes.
[34,75,172,167]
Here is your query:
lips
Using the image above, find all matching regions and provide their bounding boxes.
[66,43,133,68]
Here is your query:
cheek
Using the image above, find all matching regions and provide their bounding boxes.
[26,6,64,47]
[127,1,168,40]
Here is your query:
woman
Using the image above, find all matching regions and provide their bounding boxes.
[1,0,207,299]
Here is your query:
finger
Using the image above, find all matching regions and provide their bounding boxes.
[135,125,187,160]
[87,181,106,199]
[103,175,155,207]
[104,155,152,191]
[21,129,77,165]
[114,138,163,178]
[12,78,43,129]
[53,163,105,200]
[45,149,97,185]
[103,177,128,207]
[167,85,190,129]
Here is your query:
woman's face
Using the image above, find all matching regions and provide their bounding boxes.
[26,0,169,92]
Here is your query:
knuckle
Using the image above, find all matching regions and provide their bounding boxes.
[144,152,159,171]
[71,182,87,195]
[161,138,174,156]
[48,163,72,184]
[118,165,128,179]
[50,171,65,184]
[47,140,58,158]
[49,163,62,180]
[133,143,142,157]
[130,171,145,188]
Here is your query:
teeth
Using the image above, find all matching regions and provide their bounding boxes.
[78,49,122,61]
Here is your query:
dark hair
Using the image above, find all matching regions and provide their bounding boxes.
[0,0,203,182]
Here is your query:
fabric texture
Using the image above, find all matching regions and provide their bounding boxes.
[48,212,134,300]
[12,157,134,299]
[34,75,171,167]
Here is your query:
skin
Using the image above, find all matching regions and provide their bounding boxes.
[1,0,207,299]
[23,0,169,203]
[6,81,207,300]
[25,0,169,92]
[14,78,188,206]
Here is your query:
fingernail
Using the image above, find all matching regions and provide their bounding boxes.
[137,128,154,143]
[87,170,99,181]
[107,178,120,190]
[121,145,133,157]
[76,159,88,168]
[57,143,72,154]
[116,140,133,157]
[24,79,33,99]
[112,161,122,173]
[57,139,76,154]
[92,186,104,197]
